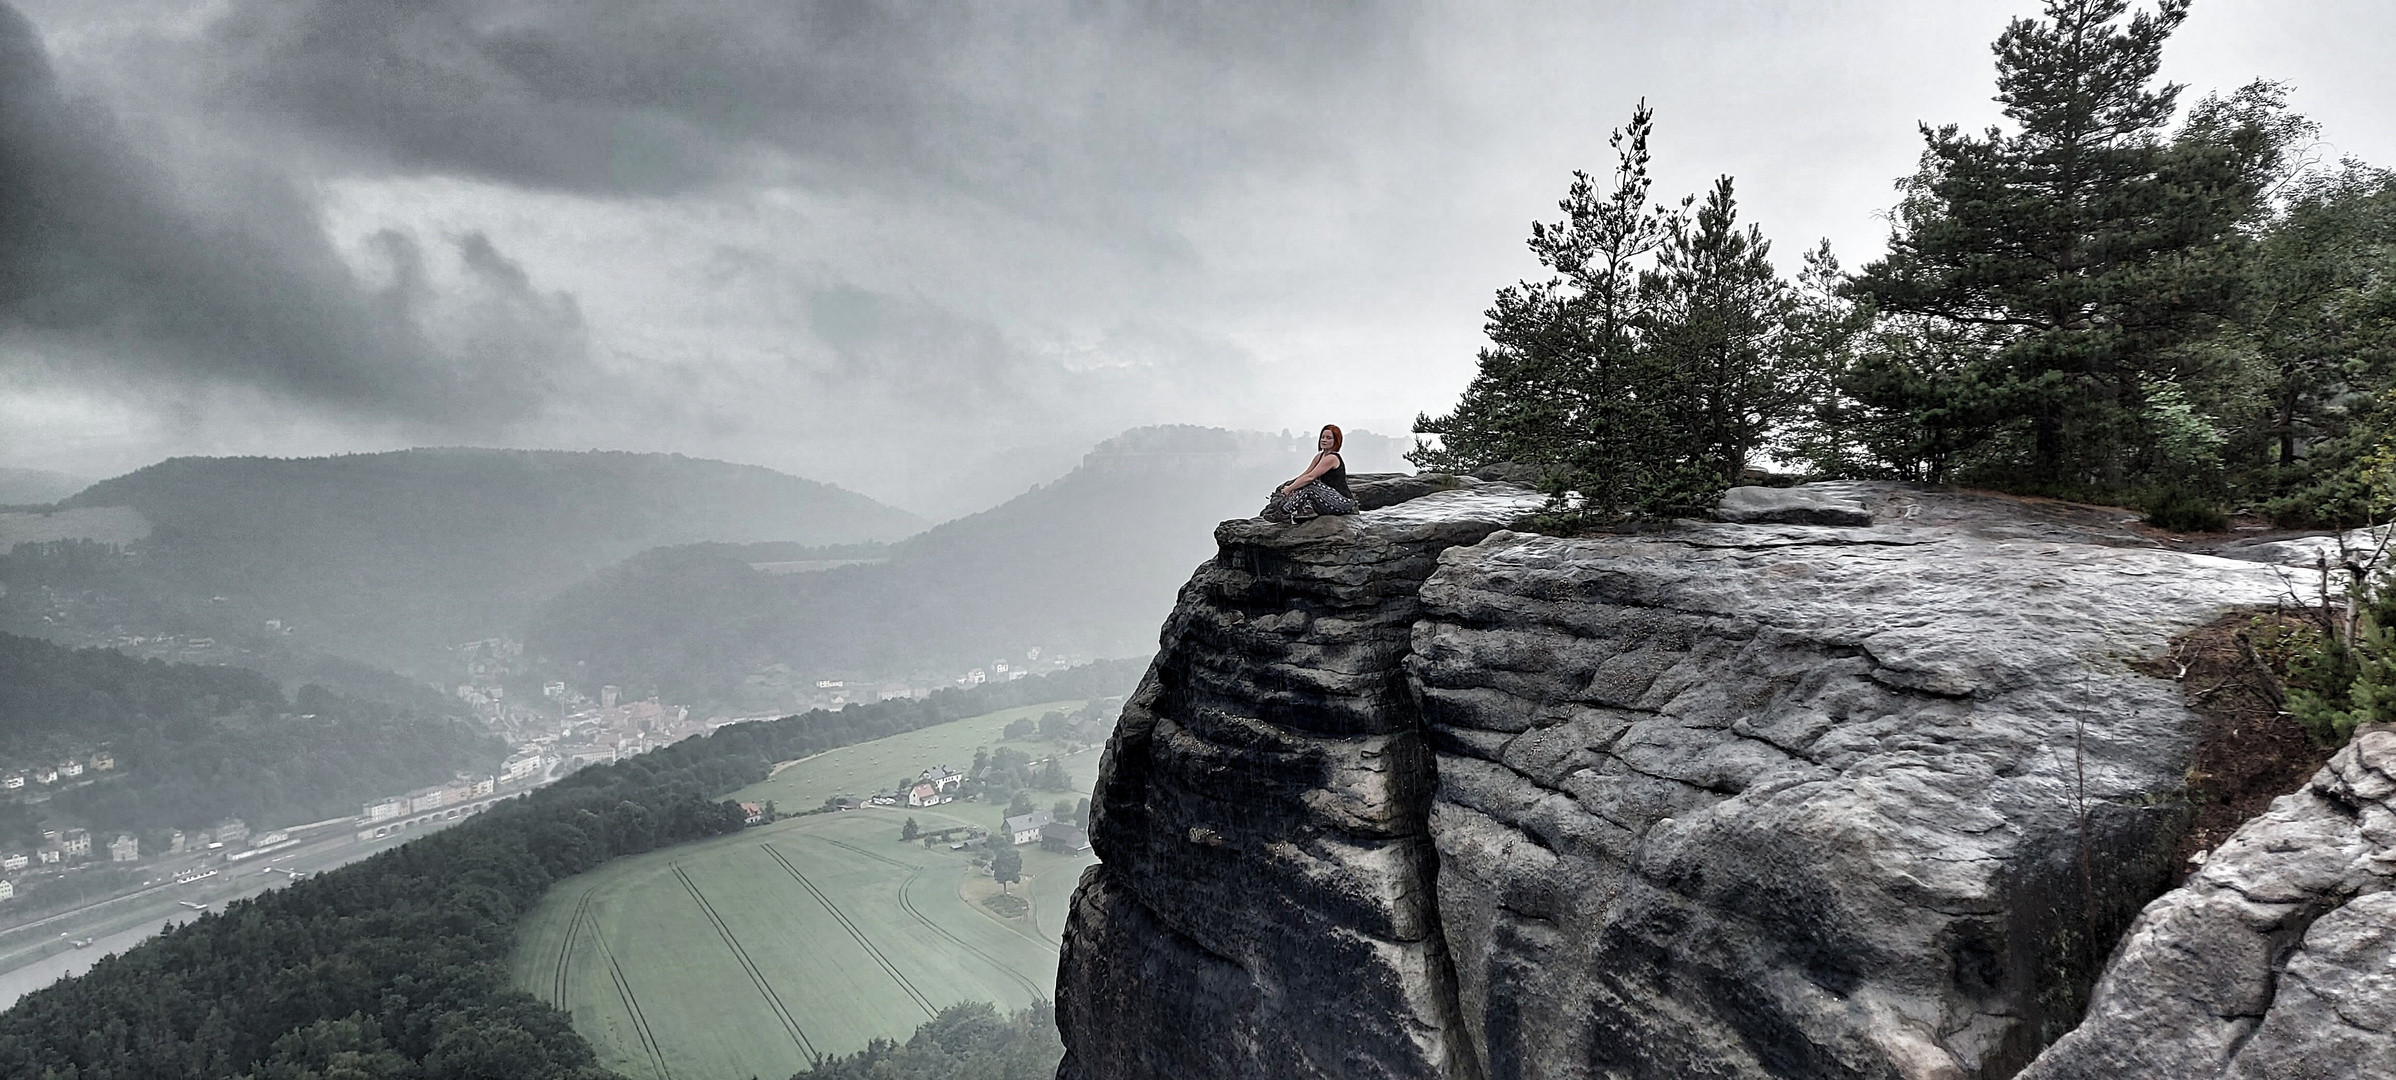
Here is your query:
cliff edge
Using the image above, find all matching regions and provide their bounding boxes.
[1056,481,2328,1079]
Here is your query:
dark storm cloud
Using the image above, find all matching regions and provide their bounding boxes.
[202,0,1410,218]
[0,1,587,425]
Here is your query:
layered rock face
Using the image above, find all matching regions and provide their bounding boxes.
[2017,725,2396,1080]
[1057,482,2304,1080]
[1057,481,1545,1080]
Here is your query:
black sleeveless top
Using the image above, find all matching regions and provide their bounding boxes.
[1322,454,1349,497]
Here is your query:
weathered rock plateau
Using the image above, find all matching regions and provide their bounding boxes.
[1056,481,2375,1080]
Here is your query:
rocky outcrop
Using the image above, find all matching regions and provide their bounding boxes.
[1057,481,2313,1080]
[2016,725,2396,1080]
[1057,481,1545,1080]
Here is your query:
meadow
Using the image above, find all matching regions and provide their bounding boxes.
[510,700,1106,1080]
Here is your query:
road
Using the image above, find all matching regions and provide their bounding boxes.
[0,825,423,1012]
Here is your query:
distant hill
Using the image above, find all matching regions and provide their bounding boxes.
[529,426,1405,707]
[6,449,921,677]
[0,631,499,844]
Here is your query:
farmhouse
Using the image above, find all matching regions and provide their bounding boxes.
[1005,810,1053,846]
[1040,821,1092,853]
[741,802,765,825]
[907,783,941,807]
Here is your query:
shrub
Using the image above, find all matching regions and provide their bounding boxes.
[2142,488,2228,533]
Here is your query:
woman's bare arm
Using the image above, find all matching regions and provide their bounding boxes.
[1277,452,1337,495]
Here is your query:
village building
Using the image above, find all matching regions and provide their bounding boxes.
[59,760,84,779]
[0,852,26,872]
[33,767,56,784]
[36,848,61,866]
[364,796,408,822]
[741,802,765,825]
[109,835,139,862]
[1040,821,1092,853]
[90,750,115,771]
[0,879,13,902]
[215,819,250,846]
[906,782,941,807]
[1004,810,1054,846]
[2,773,23,790]
[60,829,91,858]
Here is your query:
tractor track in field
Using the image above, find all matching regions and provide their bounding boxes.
[550,888,595,1008]
[810,836,1047,998]
[671,863,818,1061]
[589,906,671,1080]
[762,843,938,1017]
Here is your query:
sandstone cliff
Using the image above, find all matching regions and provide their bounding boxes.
[1056,480,2353,1079]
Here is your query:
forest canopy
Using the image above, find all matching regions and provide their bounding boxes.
[1416,0,2396,530]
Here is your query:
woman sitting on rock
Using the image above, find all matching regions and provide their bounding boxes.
[1262,424,1357,522]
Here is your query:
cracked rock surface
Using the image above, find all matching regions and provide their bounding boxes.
[2016,725,2396,1080]
[1056,481,1544,1080]
[1055,481,2313,1080]
[1415,505,2289,1080]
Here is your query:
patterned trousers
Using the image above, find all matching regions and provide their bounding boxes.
[1261,481,1359,522]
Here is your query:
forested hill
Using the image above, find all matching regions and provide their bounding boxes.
[0,658,1143,1080]
[0,631,499,845]
[18,449,922,676]
[528,426,1404,705]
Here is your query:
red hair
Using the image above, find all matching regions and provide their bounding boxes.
[1319,424,1343,452]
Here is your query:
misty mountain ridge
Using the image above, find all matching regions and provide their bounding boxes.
[529,424,1408,708]
[2,448,921,679]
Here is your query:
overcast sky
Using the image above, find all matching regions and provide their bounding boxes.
[3,0,2391,517]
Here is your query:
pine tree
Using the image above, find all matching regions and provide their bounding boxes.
[1412,101,1681,496]
[1636,176,1805,486]
[1849,0,2274,491]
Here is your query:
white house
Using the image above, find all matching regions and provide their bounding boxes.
[1004,810,1054,846]
[2,773,23,790]
[502,752,544,783]
[0,879,13,902]
[364,797,408,822]
[109,835,139,862]
[906,782,941,808]
[1,852,26,872]
[919,766,964,794]
[59,760,83,779]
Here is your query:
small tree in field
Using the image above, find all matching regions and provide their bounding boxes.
[901,817,919,841]
[990,844,1022,894]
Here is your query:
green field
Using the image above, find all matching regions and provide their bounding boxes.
[511,701,1106,1079]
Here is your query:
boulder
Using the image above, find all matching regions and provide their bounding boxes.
[2015,725,2396,1080]
[1714,484,1874,526]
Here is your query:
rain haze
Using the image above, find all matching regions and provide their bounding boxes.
[4,0,2393,517]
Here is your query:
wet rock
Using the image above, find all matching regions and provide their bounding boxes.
[1714,484,1873,526]
[1056,482,1543,1080]
[1413,519,2289,1079]
[1057,481,2304,1080]
[2016,725,2396,1080]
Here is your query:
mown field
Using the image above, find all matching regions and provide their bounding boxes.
[510,700,1106,1080]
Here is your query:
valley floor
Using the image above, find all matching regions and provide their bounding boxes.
[510,701,1102,1080]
